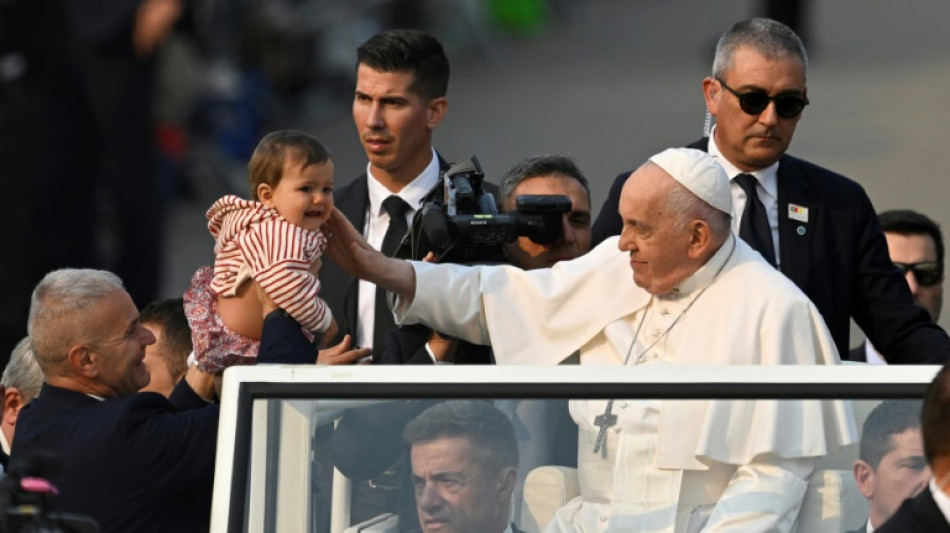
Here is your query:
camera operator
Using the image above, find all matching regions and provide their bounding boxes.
[379,154,592,364]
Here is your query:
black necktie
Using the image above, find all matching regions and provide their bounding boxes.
[373,196,411,360]
[734,173,777,267]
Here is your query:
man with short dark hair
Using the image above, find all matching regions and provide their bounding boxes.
[592,18,950,364]
[499,154,592,271]
[405,400,523,533]
[850,400,929,533]
[876,367,950,532]
[321,28,455,361]
[851,210,945,363]
[139,298,191,397]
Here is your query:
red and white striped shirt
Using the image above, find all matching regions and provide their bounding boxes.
[207,195,332,332]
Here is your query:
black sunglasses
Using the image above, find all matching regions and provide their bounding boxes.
[716,77,809,119]
[893,261,944,287]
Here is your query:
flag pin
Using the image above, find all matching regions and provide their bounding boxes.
[788,204,809,222]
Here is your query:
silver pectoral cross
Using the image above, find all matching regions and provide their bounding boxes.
[593,400,617,457]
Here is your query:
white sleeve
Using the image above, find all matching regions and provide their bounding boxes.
[392,261,496,346]
[392,237,648,364]
[700,453,814,532]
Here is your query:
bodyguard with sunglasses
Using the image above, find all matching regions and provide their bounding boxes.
[592,18,950,363]
[850,210,945,363]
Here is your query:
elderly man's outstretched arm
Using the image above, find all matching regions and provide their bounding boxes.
[325,208,416,302]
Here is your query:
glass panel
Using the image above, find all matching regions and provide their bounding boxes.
[235,396,925,533]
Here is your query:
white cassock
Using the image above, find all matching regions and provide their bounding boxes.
[393,235,857,533]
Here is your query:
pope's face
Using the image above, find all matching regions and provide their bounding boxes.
[704,46,807,171]
[504,174,592,270]
[858,428,931,527]
[617,165,698,295]
[411,436,512,533]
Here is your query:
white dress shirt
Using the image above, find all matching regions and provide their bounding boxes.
[931,478,950,527]
[0,430,10,457]
[708,126,782,266]
[356,148,441,350]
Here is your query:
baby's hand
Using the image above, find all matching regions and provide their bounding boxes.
[310,257,323,277]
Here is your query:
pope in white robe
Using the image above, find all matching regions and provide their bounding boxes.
[325,147,857,533]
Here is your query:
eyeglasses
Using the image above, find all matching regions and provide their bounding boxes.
[893,261,944,287]
[716,77,809,119]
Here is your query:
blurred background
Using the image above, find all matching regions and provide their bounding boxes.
[2,0,949,364]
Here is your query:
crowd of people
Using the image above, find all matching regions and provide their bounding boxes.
[2,14,950,533]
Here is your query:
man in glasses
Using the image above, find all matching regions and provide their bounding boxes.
[850,210,945,363]
[592,18,950,363]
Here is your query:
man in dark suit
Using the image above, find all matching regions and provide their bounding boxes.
[591,18,950,364]
[10,268,313,533]
[876,365,950,532]
[405,401,526,533]
[321,28,453,363]
[850,210,945,363]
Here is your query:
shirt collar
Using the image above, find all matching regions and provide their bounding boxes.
[0,430,9,456]
[660,233,737,299]
[708,126,780,202]
[864,341,888,365]
[930,478,950,525]
[366,147,441,218]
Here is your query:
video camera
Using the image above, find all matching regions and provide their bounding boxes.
[0,452,98,533]
[397,155,572,264]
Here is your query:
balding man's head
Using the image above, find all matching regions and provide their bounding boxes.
[28,269,155,398]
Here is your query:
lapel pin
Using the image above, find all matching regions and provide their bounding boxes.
[797,226,806,236]
[788,204,809,223]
